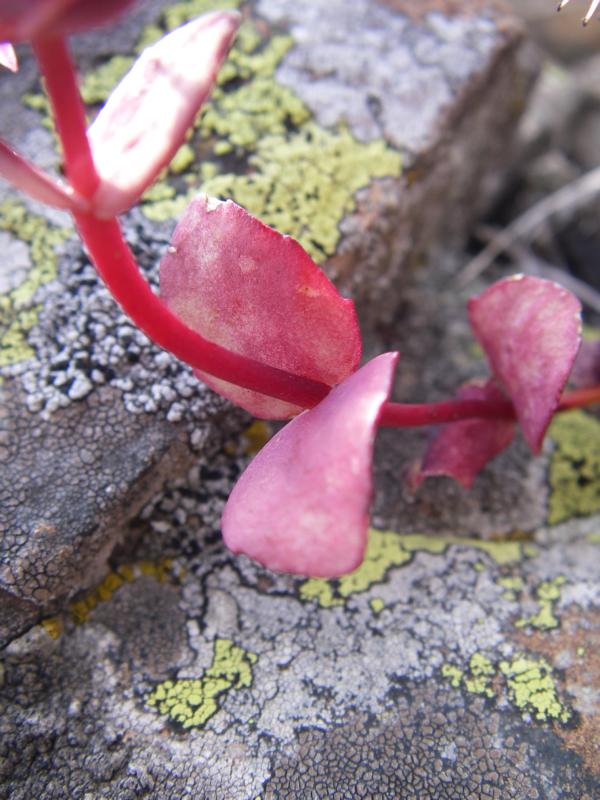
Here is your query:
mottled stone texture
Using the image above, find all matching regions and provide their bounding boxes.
[4,0,598,798]
[268,0,537,341]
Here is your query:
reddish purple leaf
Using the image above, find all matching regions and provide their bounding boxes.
[160,195,362,418]
[468,275,581,452]
[222,353,398,577]
[0,41,16,71]
[0,0,74,41]
[410,381,516,490]
[88,11,240,217]
[569,338,600,388]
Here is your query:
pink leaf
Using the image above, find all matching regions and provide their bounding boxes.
[0,41,16,71]
[222,353,398,577]
[0,138,88,211]
[160,195,362,418]
[0,0,75,41]
[88,11,240,217]
[410,381,516,490]
[0,0,136,41]
[468,275,581,452]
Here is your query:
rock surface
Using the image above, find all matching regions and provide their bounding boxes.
[4,0,599,798]
[0,0,535,645]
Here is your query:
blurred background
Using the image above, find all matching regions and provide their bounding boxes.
[467,0,600,323]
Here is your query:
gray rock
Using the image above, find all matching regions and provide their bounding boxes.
[6,3,597,797]
[0,0,537,647]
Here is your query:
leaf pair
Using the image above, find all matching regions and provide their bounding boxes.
[412,275,582,489]
[160,196,390,577]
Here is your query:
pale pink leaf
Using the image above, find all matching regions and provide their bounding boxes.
[88,11,240,217]
[0,42,16,71]
[221,353,398,577]
[468,275,581,452]
[0,138,88,211]
[410,381,516,490]
[160,195,362,418]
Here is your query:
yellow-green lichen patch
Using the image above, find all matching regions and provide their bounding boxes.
[202,123,402,262]
[497,575,524,601]
[443,651,571,723]
[147,638,257,729]
[163,0,240,32]
[299,529,530,608]
[582,324,600,342]
[80,55,134,106]
[370,597,385,615]
[67,558,177,626]
[464,653,496,698]
[443,654,496,698]
[22,91,54,134]
[441,663,463,689]
[0,200,70,368]
[516,576,566,632]
[135,10,403,263]
[499,655,571,723]
[299,528,412,607]
[198,27,309,154]
[548,411,600,524]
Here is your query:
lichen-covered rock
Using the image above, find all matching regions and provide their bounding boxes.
[0,0,537,647]
[6,2,597,795]
[2,479,599,797]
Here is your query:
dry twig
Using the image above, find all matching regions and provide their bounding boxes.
[457,165,600,286]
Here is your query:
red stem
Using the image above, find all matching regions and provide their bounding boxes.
[557,384,600,411]
[33,35,331,407]
[380,384,600,428]
[380,396,514,427]
[32,36,600,429]
[31,36,99,199]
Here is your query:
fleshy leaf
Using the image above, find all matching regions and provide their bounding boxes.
[222,353,398,577]
[410,381,516,490]
[160,195,362,418]
[0,138,88,210]
[0,41,16,71]
[468,275,581,452]
[88,11,240,217]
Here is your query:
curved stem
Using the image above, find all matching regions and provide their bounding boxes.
[31,36,100,199]
[34,34,331,408]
